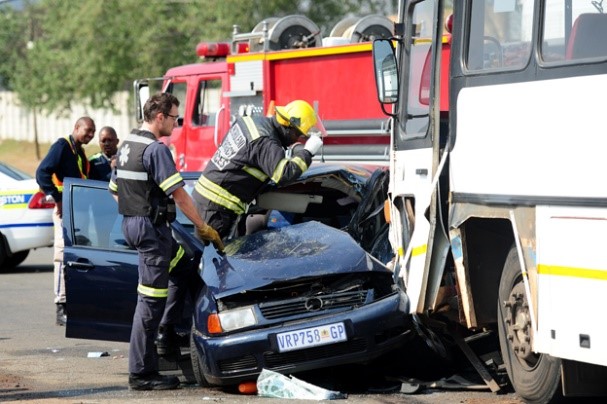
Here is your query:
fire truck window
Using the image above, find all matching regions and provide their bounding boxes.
[168,82,186,127]
[193,79,222,127]
[541,1,607,63]
[466,0,533,72]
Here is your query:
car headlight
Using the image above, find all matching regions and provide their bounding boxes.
[217,306,257,332]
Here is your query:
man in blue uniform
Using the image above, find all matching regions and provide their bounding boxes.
[89,126,119,181]
[109,93,223,391]
[36,116,96,326]
[192,99,324,240]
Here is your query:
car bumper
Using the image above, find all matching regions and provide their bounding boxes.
[193,289,410,386]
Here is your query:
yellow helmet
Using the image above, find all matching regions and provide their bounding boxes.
[275,100,322,137]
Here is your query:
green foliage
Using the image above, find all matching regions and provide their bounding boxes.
[2,0,396,115]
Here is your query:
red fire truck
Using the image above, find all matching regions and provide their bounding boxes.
[135,14,394,171]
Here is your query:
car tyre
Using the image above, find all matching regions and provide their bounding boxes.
[497,245,563,403]
[190,327,212,387]
[3,250,30,269]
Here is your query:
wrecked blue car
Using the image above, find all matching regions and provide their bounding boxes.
[62,164,410,387]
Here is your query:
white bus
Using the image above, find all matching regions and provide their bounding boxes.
[373,1,607,402]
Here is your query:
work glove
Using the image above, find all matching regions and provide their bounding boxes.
[303,134,323,156]
[196,223,225,252]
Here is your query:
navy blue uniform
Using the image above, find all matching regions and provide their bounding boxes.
[88,152,113,181]
[192,115,312,238]
[109,129,194,376]
[36,135,91,202]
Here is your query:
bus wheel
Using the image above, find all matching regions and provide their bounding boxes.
[497,245,562,404]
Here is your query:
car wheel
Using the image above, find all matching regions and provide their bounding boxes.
[190,327,211,387]
[497,245,563,403]
[2,250,29,269]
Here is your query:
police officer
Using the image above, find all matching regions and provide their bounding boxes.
[109,92,223,391]
[192,100,324,240]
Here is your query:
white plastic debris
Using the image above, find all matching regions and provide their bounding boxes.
[87,351,109,358]
[256,368,346,400]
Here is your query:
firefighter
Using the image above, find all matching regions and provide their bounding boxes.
[109,92,223,391]
[192,99,325,240]
[35,116,96,326]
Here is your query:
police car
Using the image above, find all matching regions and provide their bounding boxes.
[0,161,54,269]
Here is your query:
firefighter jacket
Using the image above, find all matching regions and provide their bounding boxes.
[193,115,312,214]
[36,135,90,203]
[112,129,170,217]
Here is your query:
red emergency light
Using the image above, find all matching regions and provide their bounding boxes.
[196,42,230,58]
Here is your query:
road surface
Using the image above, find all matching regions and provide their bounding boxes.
[0,247,522,403]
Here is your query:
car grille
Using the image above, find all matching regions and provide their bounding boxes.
[258,290,367,320]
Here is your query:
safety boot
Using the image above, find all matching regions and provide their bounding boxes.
[128,372,180,390]
[155,324,179,357]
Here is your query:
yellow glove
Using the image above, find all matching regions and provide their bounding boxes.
[196,224,225,252]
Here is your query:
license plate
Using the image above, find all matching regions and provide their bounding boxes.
[276,322,347,352]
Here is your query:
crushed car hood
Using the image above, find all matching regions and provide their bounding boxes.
[200,221,387,298]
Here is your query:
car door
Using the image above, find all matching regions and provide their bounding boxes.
[62,178,138,342]
[62,176,205,343]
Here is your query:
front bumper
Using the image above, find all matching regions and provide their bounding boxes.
[192,289,410,386]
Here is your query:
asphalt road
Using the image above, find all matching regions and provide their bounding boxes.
[0,247,523,404]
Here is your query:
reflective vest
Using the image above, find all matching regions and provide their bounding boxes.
[115,130,167,217]
[51,136,90,192]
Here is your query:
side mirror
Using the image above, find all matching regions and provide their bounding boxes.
[372,39,399,105]
[133,79,150,123]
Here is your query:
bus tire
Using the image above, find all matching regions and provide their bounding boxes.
[497,244,563,404]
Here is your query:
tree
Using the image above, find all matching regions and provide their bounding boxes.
[5,0,397,115]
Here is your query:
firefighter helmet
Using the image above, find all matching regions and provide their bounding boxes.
[275,100,326,138]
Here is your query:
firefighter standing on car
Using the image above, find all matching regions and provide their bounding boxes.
[109,92,223,391]
[192,99,325,240]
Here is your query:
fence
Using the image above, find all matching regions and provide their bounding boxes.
[0,91,134,144]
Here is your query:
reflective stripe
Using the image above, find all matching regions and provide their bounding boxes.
[242,116,260,140]
[137,284,168,298]
[243,165,268,182]
[159,172,183,192]
[195,175,246,214]
[108,180,118,192]
[126,133,155,144]
[271,156,308,184]
[117,169,148,181]
[169,246,184,274]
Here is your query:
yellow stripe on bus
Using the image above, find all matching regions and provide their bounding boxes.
[412,244,427,257]
[538,264,607,281]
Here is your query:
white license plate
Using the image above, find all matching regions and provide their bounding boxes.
[276,322,347,352]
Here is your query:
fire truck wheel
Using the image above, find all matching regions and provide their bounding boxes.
[497,245,563,403]
[190,328,212,387]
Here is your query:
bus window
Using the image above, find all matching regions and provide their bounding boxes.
[466,0,533,71]
[542,0,607,63]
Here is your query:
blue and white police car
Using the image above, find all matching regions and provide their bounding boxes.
[0,162,54,269]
